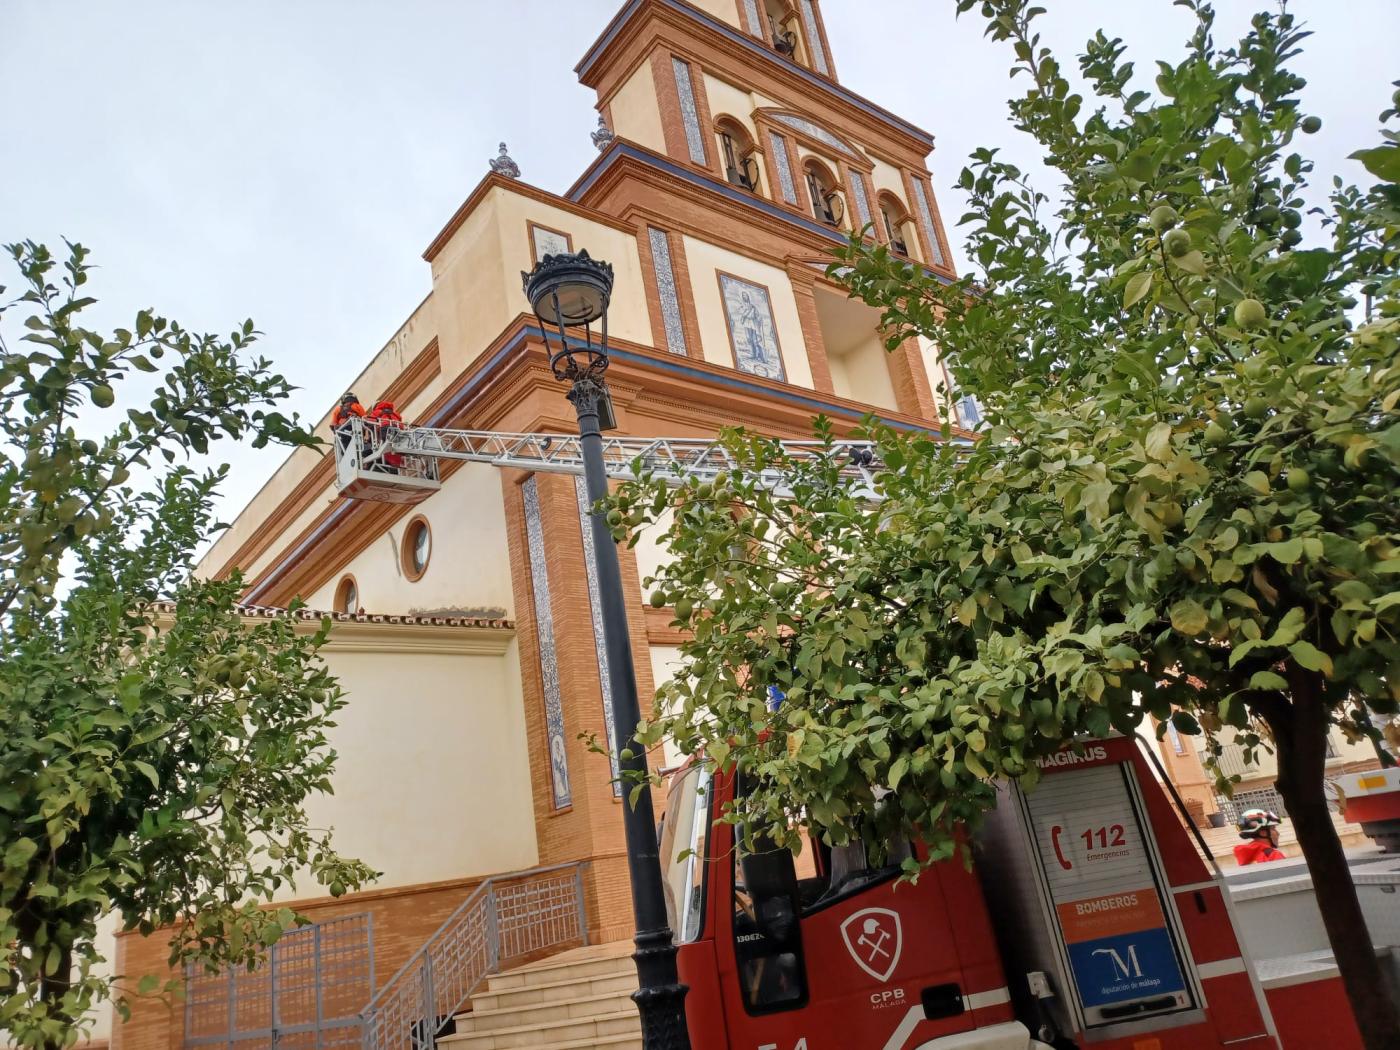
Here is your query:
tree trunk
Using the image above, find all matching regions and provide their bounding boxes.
[37,940,74,1050]
[1271,667,1400,1050]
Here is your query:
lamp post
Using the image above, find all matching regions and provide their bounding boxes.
[522,251,692,1050]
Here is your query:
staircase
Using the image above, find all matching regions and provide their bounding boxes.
[438,941,641,1050]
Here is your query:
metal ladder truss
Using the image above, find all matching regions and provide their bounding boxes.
[377,422,887,500]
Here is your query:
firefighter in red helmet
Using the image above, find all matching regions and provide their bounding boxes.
[1233,808,1287,865]
[366,399,404,472]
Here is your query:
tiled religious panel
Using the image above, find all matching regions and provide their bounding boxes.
[769,131,797,204]
[771,113,854,157]
[741,0,762,37]
[799,0,830,74]
[530,224,571,263]
[849,170,872,230]
[719,273,786,381]
[671,57,708,166]
[574,476,622,796]
[910,178,948,267]
[523,476,571,809]
[648,227,688,355]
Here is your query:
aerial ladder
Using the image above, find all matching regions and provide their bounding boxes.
[332,415,889,504]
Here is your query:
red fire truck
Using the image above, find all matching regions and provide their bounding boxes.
[660,735,1282,1050]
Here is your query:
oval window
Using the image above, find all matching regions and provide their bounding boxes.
[402,516,431,581]
[335,575,358,614]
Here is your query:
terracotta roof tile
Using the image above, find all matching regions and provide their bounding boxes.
[152,600,513,631]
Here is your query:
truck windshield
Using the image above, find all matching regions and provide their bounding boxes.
[661,764,711,944]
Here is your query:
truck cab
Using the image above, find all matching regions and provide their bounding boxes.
[660,762,1036,1050]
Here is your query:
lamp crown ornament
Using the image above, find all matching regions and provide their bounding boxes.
[522,250,617,387]
[591,114,615,152]
[489,141,520,179]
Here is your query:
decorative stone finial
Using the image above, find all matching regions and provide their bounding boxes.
[489,142,520,179]
[590,115,615,152]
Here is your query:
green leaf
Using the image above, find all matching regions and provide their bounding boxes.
[888,753,910,790]
[1124,271,1153,308]
[1145,422,1173,462]
[1289,641,1333,676]
[1350,145,1400,182]
[130,760,160,789]
[1248,671,1288,691]
[4,837,39,870]
[1172,250,1207,275]
[1170,599,1209,636]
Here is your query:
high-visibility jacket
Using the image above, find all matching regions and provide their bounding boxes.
[331,400,366,427]
[368,401,402,425]
[367,401,404,467]
[1233,838,1286,865]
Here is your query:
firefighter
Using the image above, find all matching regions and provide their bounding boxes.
[366,399,404,473]
[1233,808,1287,865]
[331,392,366,459]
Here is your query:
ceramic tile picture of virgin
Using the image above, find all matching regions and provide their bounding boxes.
[718,273,786,381]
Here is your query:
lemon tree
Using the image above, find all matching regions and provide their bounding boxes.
[0,242,374,1047]
[611,3,1400,1045]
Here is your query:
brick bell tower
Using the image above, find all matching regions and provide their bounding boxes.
[516,0,963,947]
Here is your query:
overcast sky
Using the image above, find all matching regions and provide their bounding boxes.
[3,0,1396,528]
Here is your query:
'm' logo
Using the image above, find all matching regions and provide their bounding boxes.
[1093,943,1144,980]
[840,908,902,983]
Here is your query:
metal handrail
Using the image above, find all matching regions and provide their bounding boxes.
[358,860,590,1049]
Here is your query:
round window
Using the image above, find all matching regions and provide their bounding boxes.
[403,517,431,580]
[336,576,358,614]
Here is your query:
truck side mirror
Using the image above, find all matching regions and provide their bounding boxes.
[735,831,808,1013]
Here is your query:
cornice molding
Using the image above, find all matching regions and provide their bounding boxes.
[571,142,956,283]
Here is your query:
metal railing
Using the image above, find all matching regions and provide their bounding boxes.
[358,861,589,1050]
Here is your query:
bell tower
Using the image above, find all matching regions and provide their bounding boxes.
[571,0,960,423]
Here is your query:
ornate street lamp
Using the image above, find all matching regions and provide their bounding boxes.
[522,251,692,1050]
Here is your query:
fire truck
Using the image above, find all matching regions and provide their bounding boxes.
[659,736,1279,1050]
[335,421,1371,1049]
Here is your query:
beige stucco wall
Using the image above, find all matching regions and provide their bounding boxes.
[647,642,688,768]
[688,0,742,29]
[482,190,652,349]
[703,72,758,138]
[917,335,953,417]
[306,461,513,618]
[609,61,667,156]
[680,236,815,389]
[869,155,908,202]
[631,508,674,603]
[300,627,538,890]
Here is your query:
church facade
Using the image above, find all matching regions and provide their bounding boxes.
[110,1,973,1045]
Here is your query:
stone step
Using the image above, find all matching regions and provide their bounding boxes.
[483,952,633,993]
[456,989,637,1034]
[437,1008,640,1050]
[441,1035,642,1050]
[469,969,637,1013]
